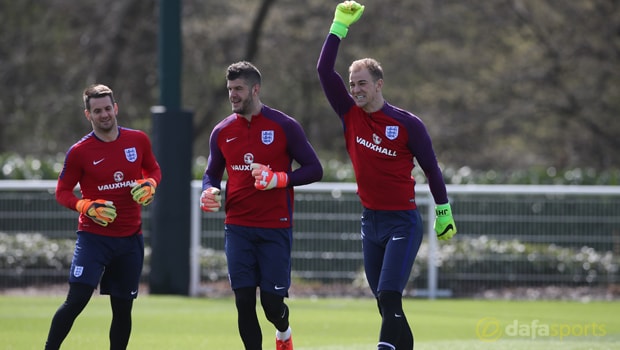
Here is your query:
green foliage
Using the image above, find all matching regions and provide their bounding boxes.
[3,152,620,185]
[2,232,617,292]
[197,247,227,282]
[413,236,619,288]
[0,233,73,270]
[1,1,619,174]
[0,153,64,180]
[0,231,228,287]
[439,166,620,185]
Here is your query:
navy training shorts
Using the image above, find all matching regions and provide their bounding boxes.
[69,231,144,299]
[360,208,423,296]
[224,224,292,297]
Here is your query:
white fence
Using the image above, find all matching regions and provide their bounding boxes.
[1,180,619,299]
[189,182,620,298]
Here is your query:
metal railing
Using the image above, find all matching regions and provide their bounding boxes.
[1,180,619,299]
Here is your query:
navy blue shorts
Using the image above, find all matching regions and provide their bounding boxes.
[69,231,144,299]
[360,208,423,296]
[224,224,292,297]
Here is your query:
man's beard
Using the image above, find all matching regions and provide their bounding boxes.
[232,97,252,115]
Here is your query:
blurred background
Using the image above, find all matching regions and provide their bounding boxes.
[1,0,618,183]
[0,0,619,298]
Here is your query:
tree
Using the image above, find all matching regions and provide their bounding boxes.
[0,0,618,177]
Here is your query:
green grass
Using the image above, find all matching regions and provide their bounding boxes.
[1,294,619,349]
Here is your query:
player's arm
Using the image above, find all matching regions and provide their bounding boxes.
[57,174,117,227]
[127,132,162,206]
[201,130,226,211]
[55,149,83,210]
[406,117,457,240]
[55,176,80,211]
[284,121,323,187]
[317,3,362,116]
[140,134,162,186]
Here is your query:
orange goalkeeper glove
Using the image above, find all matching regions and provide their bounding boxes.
[200,187,222,212]
[434,203,457,240]
[76,199,117,227]
[250,163,288,191]
[130,178,157,206]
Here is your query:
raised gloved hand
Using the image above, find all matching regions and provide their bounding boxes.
[200,187,222,212]
[330,1,365,39]
[130,178,157,206]
[434,203,457,240]
[250,163,288,190]
[76,199,117,227]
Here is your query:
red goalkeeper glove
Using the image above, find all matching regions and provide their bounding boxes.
[250,163,288,190]
[76,199,117,227]
[434,203,457,240]
[130,178,157,206]
[200,187,222,212]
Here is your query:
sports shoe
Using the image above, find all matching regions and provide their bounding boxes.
[276,336,293,350]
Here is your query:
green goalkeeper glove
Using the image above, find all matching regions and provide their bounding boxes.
[434,203,457,240]
[130,178,157,206]
[330,1,365,39]
[76,199,117,227]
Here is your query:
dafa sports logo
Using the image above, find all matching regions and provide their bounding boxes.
[476,317,607,341]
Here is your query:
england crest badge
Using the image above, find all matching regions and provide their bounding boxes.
[261,130,274,145]
[125,147,137,162]
[73,266,84,277]
[385,126,399,140]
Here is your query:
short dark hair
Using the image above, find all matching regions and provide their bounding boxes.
[226,61,262,87]
[83,84,115,111]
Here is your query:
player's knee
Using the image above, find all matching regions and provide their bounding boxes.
[234,287,257,312]
[377,290,403,315]
[259,291,287,324]
[66,283,93,307]
[58,283,94,317]
[110,296,133,317]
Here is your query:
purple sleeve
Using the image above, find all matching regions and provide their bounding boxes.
[406,119,449,205]
[317,34,355,118]
[202,127,225,191]
[281,116,323,187]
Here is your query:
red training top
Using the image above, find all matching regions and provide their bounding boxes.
[56,127,162,237]
[203,105,323,228]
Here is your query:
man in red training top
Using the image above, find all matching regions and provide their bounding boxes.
[45,84,161,350]
[200,61,323,350]
[317,2,457,349]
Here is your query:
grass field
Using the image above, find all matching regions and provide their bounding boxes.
[1,294,619,349]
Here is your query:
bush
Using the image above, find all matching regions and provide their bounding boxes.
[3,152,620,185]
[411,236,619,293]
[0,232,228,288]
[2,232,617,292]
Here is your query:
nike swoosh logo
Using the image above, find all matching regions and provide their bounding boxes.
[274,285,286,290]
[392,236,406,241]
[130,290,138,295]
[437,224,454,237]
[226,137,238,143]
[93,158,105,165]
